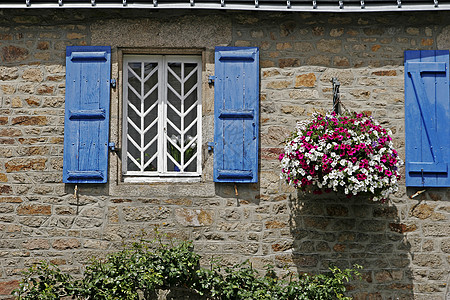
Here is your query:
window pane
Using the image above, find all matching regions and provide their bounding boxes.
[128,62,141,95]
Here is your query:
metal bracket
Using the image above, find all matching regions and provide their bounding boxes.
[332,77,340,115]
[26,0,30,7]
[208,142,214,151]
[58,0,63,6]
[153,0,157,6]
[339,0,343,8]
[312,0,317,9]
[360,0,365,8]
[208,76,215,85]
[287,0,291,8]
[397,0,401,7]
[434,0,438,7]
[110,79,117,88]
[190,0,194,6]
[123,0,127,5]
[255,0,259,8]
[91,0,96,6]
[221,0,225,7]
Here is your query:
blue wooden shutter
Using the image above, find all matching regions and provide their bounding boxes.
[405,50,450,187]
[213,47,259,183]
[63,46,111,183]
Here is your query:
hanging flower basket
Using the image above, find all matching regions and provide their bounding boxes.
[279,111,403,202]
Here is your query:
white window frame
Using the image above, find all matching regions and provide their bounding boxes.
[122,54,202,182]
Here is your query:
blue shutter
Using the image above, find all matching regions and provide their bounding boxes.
[63,46,111,183]
[213,47,259,183]
[405,50,450,187]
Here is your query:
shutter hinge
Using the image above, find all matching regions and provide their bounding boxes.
[110,79,117,88]
[208,76,215,85]
[208,142,214,151]
[109,142,116,152]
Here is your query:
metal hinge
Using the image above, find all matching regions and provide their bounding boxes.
[208,76,215,84]
[110,79,116,88]
[109,142,116,152]
[208,142,214,151]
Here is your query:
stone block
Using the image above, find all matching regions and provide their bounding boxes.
[175,208,214,227]
[389,223,417,233]
[17,204,51,215]
[262,69,281,78]
[410,203,434,219]
[261,126,290,146]
[372,70,397,76]
[265,220,286,229]
[317,39,342,53]
[5,158,47,172]
[123,206,171,222]
[260,147,283,160]
[280,21,296,37]
[0,280,19,295]
[295,73,316,87]
[23,239,50,250]
[163,198,193,206]
[22,68,44,82]
[294,42,313,52]
[52,239,81,250]
[0,66,19,80]
[325,205,348,217]
[278,58,300,68]
[1,46,29,62]
[288,89,319,100]
[0,197,23,203]
[36,85,54,95]
[266,80,291,89]
[0,185,12,195]
[36,41,49,50]
[11,116,48,126]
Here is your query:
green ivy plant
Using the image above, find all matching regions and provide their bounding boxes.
[14,238,361,300]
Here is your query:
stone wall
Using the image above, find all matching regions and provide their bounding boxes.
[0,9,449,300]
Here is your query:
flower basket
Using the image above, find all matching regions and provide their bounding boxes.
[279,111,402,202]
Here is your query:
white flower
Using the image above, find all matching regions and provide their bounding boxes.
[170,134,180,145]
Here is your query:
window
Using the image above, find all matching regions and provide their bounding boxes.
[122,55,202,180]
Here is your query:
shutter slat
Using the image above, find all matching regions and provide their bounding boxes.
[404,50,450,187]
[213,47,259,183]
[63,46,111,184]
[69,109,106,120]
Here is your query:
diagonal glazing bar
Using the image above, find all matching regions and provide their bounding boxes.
[127,153,141,169]
[183,66,198,83]
[143,65,159,82]
[166,118,181,135]
[183,100,198,117]
[143,135,158,152]
[127,134,143,151]
[127,117,143,134]
[128,101,141,117]
[143,118,159,135]
[167,83,182,100]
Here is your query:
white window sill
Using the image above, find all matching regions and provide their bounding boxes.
[123,176,201,183]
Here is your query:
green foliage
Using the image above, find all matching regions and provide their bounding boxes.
[14,238,361,300]
[14,261,75,300]
[193,261,361,300]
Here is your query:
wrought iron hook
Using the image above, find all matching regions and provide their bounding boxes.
[332,77,340,115]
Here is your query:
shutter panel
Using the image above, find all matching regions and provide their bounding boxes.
[404,50,450,187]
[213,47,259,183]
[63,46,111,183]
